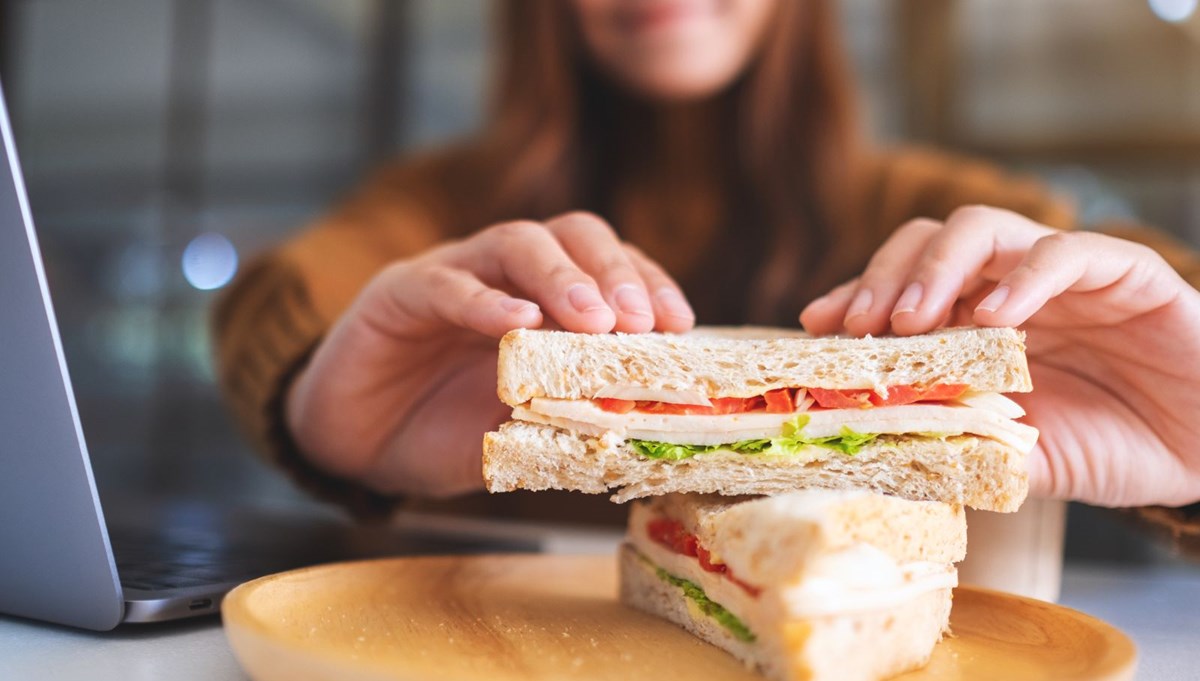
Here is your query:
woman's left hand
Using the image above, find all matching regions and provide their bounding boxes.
[800,206,1200,508]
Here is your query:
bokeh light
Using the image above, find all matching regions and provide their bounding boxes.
[181,232,239,291]
[1149,0,1198,22]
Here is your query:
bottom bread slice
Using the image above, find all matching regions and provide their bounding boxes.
[484,420,1027,512]
[618,544,952,681]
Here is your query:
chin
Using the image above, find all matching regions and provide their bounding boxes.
[608,58,745,102]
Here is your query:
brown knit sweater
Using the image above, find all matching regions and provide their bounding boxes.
[212,145,1200,545]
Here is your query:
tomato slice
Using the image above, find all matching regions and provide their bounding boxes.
[596,398,637,413]
[709,397,761,414]
[869,383,970,407]
[637,397,761,415]
[808,387,873,409]
[763,388,795,413]
[868,385,922,407]
[914,383,970,402]
[696,546,727,574]
[680,533,700,558]
[647,518,689,554]
[636,401,705,415]
[647,519,761,597]
[601,383,968,414]
[809,384,969,409]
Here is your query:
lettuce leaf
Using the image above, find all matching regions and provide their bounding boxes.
[629,414,878,461]
[628,440,719,461]
[655,567,757,643]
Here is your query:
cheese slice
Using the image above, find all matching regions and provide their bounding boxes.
[513,394,1039,453]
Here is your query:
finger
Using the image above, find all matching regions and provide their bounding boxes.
[889,206,1054,336]
[623,243,696,333]
[798,277,858,335]
[1025,447,1055,499]
[972,231,1177,328]
[547,212,655,333]
[421,266,542,337]
[841,219,944,337]
[470,221,617,333]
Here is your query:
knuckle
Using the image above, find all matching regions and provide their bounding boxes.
[946,204,1000,227]
[421,264,459,291]
[489,220,545,243]
[596,254,637,277]
[546,263,585,285]
[913,255,957,280]
[465,285,500,306]
[856,269,893,292]
[1035,231,1076,252]
[375,260,411,285]
[895,217,943,241]
[551,211,614,237]
[864,246,906,275]
[866,219,941,271]
[1130,241,1167,267]
[557,210,610,229]
[920,232,973,271]
[901,217,942,233]
[1010,261,1041,281]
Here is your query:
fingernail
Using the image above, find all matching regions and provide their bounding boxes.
[655,288,695,320]
[891,282,924,317]
[567,284,609,314]
[614,285,653,317]
[846,288,873,319]
[500,298,538,314]
[977,285,1010,313]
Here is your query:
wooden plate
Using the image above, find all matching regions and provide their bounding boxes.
[222,555,1136,681]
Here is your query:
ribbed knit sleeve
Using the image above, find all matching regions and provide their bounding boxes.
[212,253,400,519]
[211,156,451,520]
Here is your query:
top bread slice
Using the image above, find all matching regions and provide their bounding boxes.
[497,326,1031,406]
[631,491,967,587]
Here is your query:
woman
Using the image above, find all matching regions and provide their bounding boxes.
[214,0,1200,533]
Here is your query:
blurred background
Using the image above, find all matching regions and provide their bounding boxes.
[2,0,1197,562]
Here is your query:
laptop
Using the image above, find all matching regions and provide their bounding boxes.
[0,81,540,631]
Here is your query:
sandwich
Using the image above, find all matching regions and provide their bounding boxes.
[483,326,1035,511]
[620,491,966,681]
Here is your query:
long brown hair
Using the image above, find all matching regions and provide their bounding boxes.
[472,0,866,324]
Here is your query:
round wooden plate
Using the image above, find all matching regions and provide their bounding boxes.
[222,555,1136,681]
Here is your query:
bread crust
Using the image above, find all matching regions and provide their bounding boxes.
[633,492,968,583]
[497,326,1032,406]
[482,421,1028,512]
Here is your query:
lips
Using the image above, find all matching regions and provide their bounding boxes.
[615,0,716,34]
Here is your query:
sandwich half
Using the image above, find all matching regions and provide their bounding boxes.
[483,326,1034,511]
[621,491,966,681]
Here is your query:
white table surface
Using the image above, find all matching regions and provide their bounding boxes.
[3,560,1198,681]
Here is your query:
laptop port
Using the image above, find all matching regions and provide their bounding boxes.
[188,598,213,611]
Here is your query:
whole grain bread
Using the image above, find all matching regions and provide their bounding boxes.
[497,326,1031,406]
[482,421,1028,512]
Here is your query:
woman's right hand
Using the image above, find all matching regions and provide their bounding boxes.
[284,212,696,498]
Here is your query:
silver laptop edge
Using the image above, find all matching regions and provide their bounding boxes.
[0,78,124,630]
